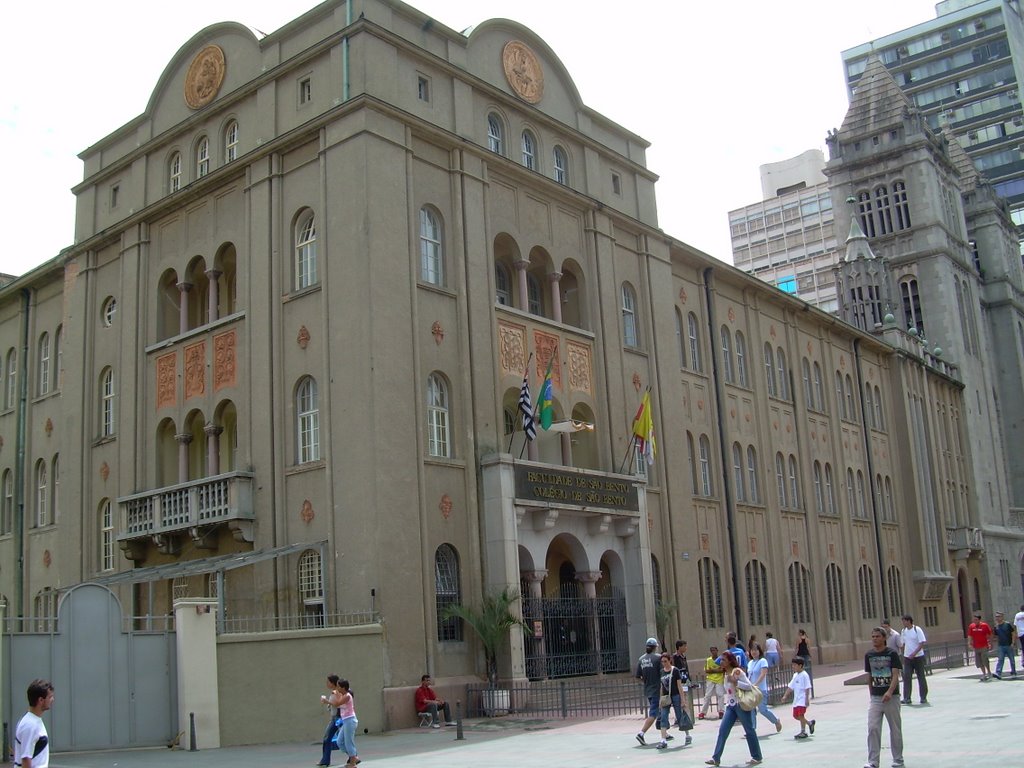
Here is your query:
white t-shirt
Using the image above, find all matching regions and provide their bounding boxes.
[1014,610,1024,637]
[15,711,48,768]
[765,637,780,655]
[901,625,927,658]
[788,670,812,707]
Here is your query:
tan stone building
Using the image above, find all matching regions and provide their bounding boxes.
[0,0,992,747]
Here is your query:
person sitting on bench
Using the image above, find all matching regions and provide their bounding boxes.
[415,674,454,727]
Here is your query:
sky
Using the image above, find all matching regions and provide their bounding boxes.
[0,0,944,277]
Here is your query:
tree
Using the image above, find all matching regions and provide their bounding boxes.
[655,600,677,651]
[443,586,528,687]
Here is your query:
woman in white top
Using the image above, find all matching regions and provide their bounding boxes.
[764,632,782,668]
[746,644,782,733]
[705,651,763,766]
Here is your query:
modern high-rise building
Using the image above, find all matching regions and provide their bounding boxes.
[842,0,1024,240]
[728,150,840,311]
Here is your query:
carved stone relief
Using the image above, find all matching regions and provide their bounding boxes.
[184,342,206,399]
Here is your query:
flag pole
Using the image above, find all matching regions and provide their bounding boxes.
[508,353,534,453]
[618,434,637,474]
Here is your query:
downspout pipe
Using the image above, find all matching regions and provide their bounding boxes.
[702,267,744,641]
[853,338,889,618]
[342,1,351,102]
[14,289,31,616]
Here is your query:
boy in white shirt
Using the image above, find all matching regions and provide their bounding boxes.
[780,657,815,739]
[15,679,54,768]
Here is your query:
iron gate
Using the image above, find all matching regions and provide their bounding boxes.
[2,583,177,752]
[523,594,629,679]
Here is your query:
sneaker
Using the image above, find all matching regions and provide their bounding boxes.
[864,764,878,768]
[656,741,668,750]
[444,721,456,726]
[993,673,1001,680]
[809,719,816,735]
[795,732,809,740]
[704,760,720,766]
[666,734,675,740]
[636,733,646,746]
[919,699,927,705]
[892,760,905,767]
[775,721,783,733]
[747,761,763,766]
[685,735,693,746]
[899,699,911,704]
[698,713,706,720]
[430,723,441,729]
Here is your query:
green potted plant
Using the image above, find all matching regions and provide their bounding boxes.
[443,586,527,715]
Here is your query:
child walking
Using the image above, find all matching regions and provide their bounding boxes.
[779,656,815,739]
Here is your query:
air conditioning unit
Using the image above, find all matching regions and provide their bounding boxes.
[897,45,909,56]
[1014,116,1023,127]
[941,31,951,43]
[968,131,978,140]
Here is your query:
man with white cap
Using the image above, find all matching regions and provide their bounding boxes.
[634,637,662,745]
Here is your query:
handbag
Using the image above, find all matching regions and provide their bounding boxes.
[736,685,763,711]
[659,693,671,708]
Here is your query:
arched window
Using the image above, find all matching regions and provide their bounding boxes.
[51,455,59,524]
[102,296,117,327]
[845,374,857,421]
[651,555,663,606]
[745,560,771,626]
[298,549,325,627]
[874,386,884,430]
[435,544,463,641]
[858,564,876,620]
[54,326,62,390]
[224,120,239,163]
[686,432,698,495]
[813,362,824,412]
[875,474,885,518]
[698,556,724,629]
[720,326,734,383]
[735,331,748,386]
[846,468,856,517]
[857,190,876,237]
[688,313,703,372]
[900,278,924,335]
[169,151,182,193]
[802,358,813,408]
[527,274,543,315]
[37,332,50,396]
[776,348,789,400]
[552,146,568,184]
[864,384,875,429]
[788,562,812,624]
[698,434,713,496]
[874,185,892,235]
[521,130,536,170]
[35,459,47,528]
[812,461,824,514]
[825,463,836,515]
[4,349,14,409]
[788,455,800,509]
[732,443,746,501]
[295,210,318,290]
[420,207,443,285]
[886,565,905,618]
[764,343,777,397]
[100,368,115,437]
[487,113,504,154]
[892,181,911,230]
[746,446,759,503]
[196,136,210,178]
[495,264,511,306]
[621,284,639,347]
[836,371,847,419]
[825,563,846,621]
[775,453,787,508]
[884,476,895,521]
[1,469,12,535]
[100,499,114,572]
[675,309,686,369]
[856,471,867,518]
[296,376,320,463]
[426,373,451,458]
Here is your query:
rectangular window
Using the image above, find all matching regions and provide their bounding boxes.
[299,77,312,105]
[611,172,621,195]
[111,184,120,209]
[417,75,431,102]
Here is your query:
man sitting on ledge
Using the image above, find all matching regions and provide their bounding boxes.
[416,675,455,728]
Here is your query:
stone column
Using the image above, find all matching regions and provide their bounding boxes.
[561,432,572,467]
[204,423,223,476]
[514,259,530,311]
[177,281,193,335]
[176,432,193,483]
[548,271,563,324]
[577,571,604,676]
[522,570,548,679]
[205,269,222,323]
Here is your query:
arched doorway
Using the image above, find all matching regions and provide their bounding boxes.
[957,569,970,636]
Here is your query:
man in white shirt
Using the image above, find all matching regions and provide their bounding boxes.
[1014,604,1024,663]
[899,614,928,705]
[15,679,54,768]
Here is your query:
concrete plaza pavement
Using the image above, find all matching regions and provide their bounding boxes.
[49,661,1023,768]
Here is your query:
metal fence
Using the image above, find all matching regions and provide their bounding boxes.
[924,639,971,672]
[218,609,380,633]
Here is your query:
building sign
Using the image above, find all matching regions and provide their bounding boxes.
[514,465,639,512]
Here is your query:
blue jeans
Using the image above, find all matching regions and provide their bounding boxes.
[320,718,340,765]
[338,716,358,758]
[995,644,1017,676]
[750,687,779,730]
[765,652,780,667]
[712,704,762,762]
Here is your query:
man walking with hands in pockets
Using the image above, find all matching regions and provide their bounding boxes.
[864,628,904,768]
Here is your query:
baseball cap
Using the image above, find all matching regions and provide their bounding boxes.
[646,637,658,647]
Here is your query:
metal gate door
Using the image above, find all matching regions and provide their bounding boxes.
[2,583,177,751]
[523,593,629,679]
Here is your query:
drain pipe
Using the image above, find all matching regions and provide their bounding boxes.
[14,289,31,616]
[342,1,351,102]
[701,267,744,641]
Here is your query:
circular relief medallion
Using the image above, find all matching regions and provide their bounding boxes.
[184,45,226,110]
[502,41,544,104]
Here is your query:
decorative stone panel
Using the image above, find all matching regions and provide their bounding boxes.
[213,330,237,392]
[184,342,206,400]
[566,341,592,394]
[534,331,561,388]
[156,352,177,409]
[498,321,527,376]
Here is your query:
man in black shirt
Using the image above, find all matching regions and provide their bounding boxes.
[634,637,662,745]
[671,640,693,731]
[864,627,904,768]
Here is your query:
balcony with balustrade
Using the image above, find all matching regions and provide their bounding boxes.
[118,470,255,561]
